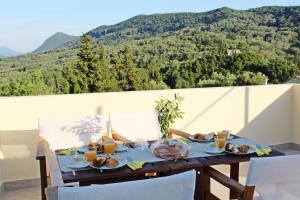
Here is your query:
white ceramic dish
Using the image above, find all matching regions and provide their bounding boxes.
[205,147,224,154]
[68,161,89,169]
[225,144,256,155]
[188,134,235,143]
[77,146,102,153]
[188,135,214,143]
[116,146,129,152]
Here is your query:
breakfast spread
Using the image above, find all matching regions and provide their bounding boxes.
[92,156,119,169]
[151,139,189,160]
[238,145,250,153]
[92,156,108,167]
[190,132,216,142]
[225,143,251,154]
[88,142,103,152]
[105,158,119,168]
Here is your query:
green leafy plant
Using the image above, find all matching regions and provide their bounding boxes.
[155,93,184,138]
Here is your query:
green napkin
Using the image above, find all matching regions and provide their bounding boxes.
[58,149,72,155]
[127,160,146,170]
[256,148,272,156]
[58,147,77,155]
[176,137,192,144]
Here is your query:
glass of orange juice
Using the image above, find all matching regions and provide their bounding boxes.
[104,141,116,154]
[215,135,226,149]
[218,131,228,140]
[84,150,97,162]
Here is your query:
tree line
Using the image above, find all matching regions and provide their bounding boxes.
[0,32,298,96]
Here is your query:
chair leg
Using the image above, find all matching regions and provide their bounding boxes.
[194,169,202,200]
[230,163,240,199]
[197,167,211,200]
[39,158,48,200]
[242,186,255,200]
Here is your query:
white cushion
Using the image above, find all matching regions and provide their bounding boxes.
[39,115,106,150]
[58,170,196,200]
[246,155,300,200]
[109,110,162,141]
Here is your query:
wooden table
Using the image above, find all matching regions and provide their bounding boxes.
[55,141,284,200]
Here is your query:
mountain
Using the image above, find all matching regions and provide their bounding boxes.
[0,46,21,57]
[1,6,300,96]
[86,6,300,44]
[34,32,79,52]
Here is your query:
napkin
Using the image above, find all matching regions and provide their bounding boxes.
[176,137,192,144]
[256,148,272,156]
[58,147,77,155]
[127,160,146,170]
[58,149,73,155]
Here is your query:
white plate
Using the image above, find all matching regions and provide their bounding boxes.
[68,161,89,169]
[205,147,224,154]
[77,146,102,153]
[89,158,127,170]
[188,134,235,143]
[188,135,214,143]
[77,146,89,153]
[116,146,129,152]
[225,145,256,155]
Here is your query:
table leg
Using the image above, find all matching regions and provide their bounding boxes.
[196,167,210,200]
[39,158,48,200]
[230,163,239,199]
[194,169,201,200]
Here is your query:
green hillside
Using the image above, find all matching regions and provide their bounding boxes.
[34,32,79,52]
[0,6,299,96]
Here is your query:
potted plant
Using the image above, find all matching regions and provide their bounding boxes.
[155,93,184,138]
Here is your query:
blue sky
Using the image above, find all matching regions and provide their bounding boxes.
[1,0,300,53]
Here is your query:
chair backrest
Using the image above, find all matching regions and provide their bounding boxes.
[109,110,162,141]
[50,170,196,200]
[246,155,300,200]
[39,115,107,151]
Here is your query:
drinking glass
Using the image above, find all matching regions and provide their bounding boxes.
[218,131,228,140]
[215,136,226,149]
[104,141,116,154]
[84,150,97,162]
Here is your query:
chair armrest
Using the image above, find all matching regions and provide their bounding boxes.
[112,131,133,143]
[36,138,47,160]
[168,128,191,138]
[36,137,49,200]
[206,166,245,195]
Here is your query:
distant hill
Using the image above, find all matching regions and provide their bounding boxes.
[0,46,21,57]
[34,32,79,52]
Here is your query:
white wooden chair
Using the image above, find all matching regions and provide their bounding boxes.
[109,110,162,142]
[36,115,107,200]
[46,170,196,200]
[207,154,300,200]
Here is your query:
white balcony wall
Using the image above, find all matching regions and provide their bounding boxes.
[293,84,300,143]
[0,84,295,182]
[0,137,3,196]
